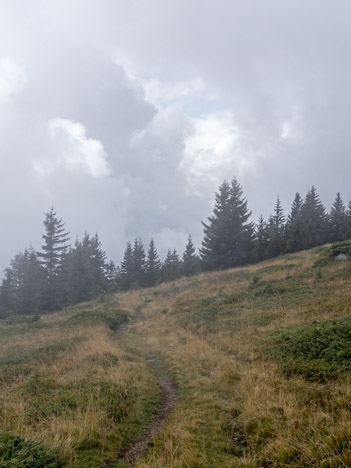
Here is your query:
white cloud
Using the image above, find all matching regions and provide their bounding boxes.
[141,76,215,108]
[0,58,27,102]
[34,118,111,178]
[181,111,240,188]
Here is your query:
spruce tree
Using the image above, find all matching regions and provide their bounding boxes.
[285,193,304,252]
[161,248,181,282]
[182,235,199,276]
[254,215,269,262]
[119,241,133,290]
[145,239,161,287]
[329,192,347,242]
[267,196,286,257]
[300,186,328,249]
[200,178,254,270]
[131,238,146,288]
[37,208,70,310]
[0,247,44,315]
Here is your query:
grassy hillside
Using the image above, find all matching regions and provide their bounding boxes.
[1,242,351,466]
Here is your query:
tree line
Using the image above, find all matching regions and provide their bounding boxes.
[200,179,351,270]
[1,179,350,316]
[0,208,199,316]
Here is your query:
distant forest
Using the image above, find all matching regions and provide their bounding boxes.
[1,178,350,316]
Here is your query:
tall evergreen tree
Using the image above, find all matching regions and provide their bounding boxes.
[119,241,133,290]
[300,186,328,249]
[267,196,286,257]
[285,192,304,252]
[131,238,146,288]
[37,208,70,310]
[254,215,269,262]
[0,248,44,315]
[182,235,199,276]
[329,192,347,242]
[161,248,181,282]
[200,178,254,270]
[62,232,109,303]
[145,239,161,287]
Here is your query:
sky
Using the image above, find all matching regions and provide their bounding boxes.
[0,0,351,270]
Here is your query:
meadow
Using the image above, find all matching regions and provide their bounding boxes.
[1,243,351,466]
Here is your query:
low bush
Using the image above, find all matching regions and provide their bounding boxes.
[0,432,63,467]
[265,317,351,381]
[65,308,128,331]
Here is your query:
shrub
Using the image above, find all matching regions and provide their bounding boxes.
[265,317,351,381]
[0,432,63,467]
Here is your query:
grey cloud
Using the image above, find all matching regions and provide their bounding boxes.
[1,0,351,270]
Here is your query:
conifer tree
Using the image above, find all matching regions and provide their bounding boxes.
[300,186,328,249]
[161,248,181,282]
[200,178,254,270]
[254,215,269,262]
[37,208,70,309]
[119,241,133,290]
[0,248,44,315]
[145,239,161,287]
[131,238,146,288]
[62,240,96,304]
[329,192,347,242]
[106,261,117,292]
[285,192,304,252]
[267,196,286,257]
[182,235,199,276]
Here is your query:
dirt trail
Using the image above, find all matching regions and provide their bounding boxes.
[102,302,177,467]
[119,358,177,465]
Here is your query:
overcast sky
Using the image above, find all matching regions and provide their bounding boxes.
[0,0,351,270]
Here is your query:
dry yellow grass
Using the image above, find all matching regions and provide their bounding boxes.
[1,245,351,466]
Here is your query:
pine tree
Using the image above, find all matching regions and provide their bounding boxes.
[106,261,117,292]
[119,241,133,290]
[131,238,146,288]
[182,235,199,276]
[0,248,44,315]
[37,208,70,310]
[329,192,347,242]
[88,233,108,292]
[300,186,328,249]
[62,241,96,304]
[267,196,286,257]
[285,193,304,252]
[254,215,269,262]
[200,178,254,270]
[161,248,181,282]
[145,239,161,287]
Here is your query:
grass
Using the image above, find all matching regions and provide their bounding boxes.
[0,299,159,467]
[2,244,351,466]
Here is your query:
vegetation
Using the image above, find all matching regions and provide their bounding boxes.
[1,243,351,465]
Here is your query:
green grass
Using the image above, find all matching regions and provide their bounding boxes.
[265,317,351,381]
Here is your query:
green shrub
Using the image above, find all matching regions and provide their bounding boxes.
[0,432,63,467]
[265,317,351,381]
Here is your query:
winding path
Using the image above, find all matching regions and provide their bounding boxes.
[101,303,177,467]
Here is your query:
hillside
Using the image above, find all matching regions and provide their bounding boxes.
[1,242,351,467]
